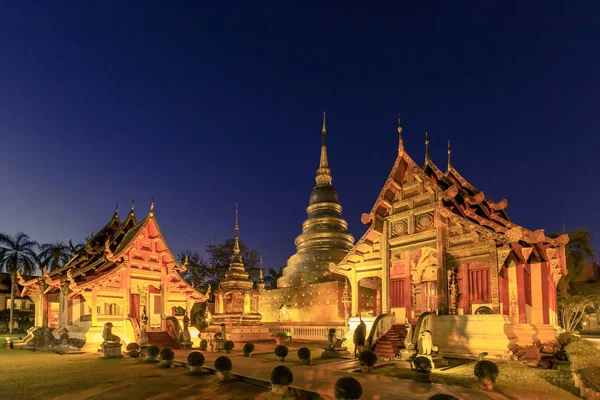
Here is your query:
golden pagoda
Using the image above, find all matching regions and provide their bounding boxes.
[277,112,355,288]
[211,205,270,341]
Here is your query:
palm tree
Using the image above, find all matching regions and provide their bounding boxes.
[38,242,72,271]
[549,229,595,297]
[0,232,39,333]
[264,268,283,289]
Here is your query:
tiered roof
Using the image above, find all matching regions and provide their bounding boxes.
[333,117,569,274]
[19,201,208,301]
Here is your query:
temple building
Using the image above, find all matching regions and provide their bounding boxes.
[18,202,209,349]
[211,206,270,341]
[330,118,569,357]
[259,114,375,325]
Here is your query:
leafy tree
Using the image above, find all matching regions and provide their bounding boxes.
[0,232,39,333]
[38,242,72,271]
[559,294,599,332]
[264,268,283,289]
[177,250,210,291]
[178,239,260,291]
[549,229,595,296]
[205,239,261,288]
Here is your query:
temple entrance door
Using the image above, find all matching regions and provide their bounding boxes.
[129,294,140,321]
[417,281,438,313]
[148,293,162,330]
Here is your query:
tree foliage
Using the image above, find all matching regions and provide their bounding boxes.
[549,229,595,296]
[38,242,72,271]
[264,268,282,289]
[559,294,599,332]
[178,239,261,291]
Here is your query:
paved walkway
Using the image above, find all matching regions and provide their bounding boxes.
[173,347,511,400]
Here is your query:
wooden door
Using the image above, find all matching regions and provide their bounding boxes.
[129,294,140,320]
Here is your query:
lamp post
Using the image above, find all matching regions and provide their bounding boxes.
[342,278,351,324]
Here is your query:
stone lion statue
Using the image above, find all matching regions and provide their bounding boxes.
[353,320,367,357]
[419,330,439,355]
[328,328,346,349]
[102,322,121,344]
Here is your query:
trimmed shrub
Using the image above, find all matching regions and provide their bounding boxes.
[146,346,160,358]
[581,366,600,392]
[126,343,140,352]
[566,339,600,372]
[334,376,363,400]
[297,347,311,360]
[214,356,233,372]
[243,343,255,356]
[271,365,294,386]
[427,395,459,400]
[159,347,175,361]
[223,340,234,353]
[358,350,377,367]
[414,356,433,373]
[187,351,205,367]
[275,345,289,358]
[272,331,291,338]
[474,360,499,390]
[127,343,140,358]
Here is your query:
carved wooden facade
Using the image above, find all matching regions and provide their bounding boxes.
[331,121,569,327]
[19,203,209,339]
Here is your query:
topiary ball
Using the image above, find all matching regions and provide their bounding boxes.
[146,346,160,357]
[427,395,459,400]
[414,356,433,373]
[243,343,255,354]
[275,345,289,358]
[224,340,234,351]
[126,343,140,352]
[474,360,499,381]
[358,350,378,367]
[187,351,205,367]
[297,347,311,360]
[214,356,233,372]
[334,376,363,400]
[159,347,174,361]
[271,365,294,386]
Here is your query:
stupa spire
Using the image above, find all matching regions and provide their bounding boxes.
[316,111,332,186]
[232,203,242,262]
[425,131,431,164]
[397,115,404,154]
[447,140,452,170]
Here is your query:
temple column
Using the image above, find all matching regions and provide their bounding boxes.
[489,243,500,314]
[91,287,98,326]
[512,264,527,323]
[59,291,68,327]
[381,220,391,314]
[507,263,520,323]
[530,262,544,325]
[435,210,449,315]
[122,270,130,321]
[351,272,359,317]
[162,267,169,330]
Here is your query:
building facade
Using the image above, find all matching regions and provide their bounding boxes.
[330,119,569,356]
[18,202,209,347]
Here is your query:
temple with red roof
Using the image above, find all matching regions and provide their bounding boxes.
[18,201,209,349]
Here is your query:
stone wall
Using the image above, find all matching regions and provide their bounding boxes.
[259,281,345,324]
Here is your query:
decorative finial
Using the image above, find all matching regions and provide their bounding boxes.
[233,203,240,255]
[447,140,452,170]
[397,115,404,154]
[150,199,154,213]
[131,199,135,213]
[316,112,332,186]
[425,131,430,164]
[115,202,119,216]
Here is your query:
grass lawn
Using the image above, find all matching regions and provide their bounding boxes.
[257,351,344,366]
[0,347,266,400]
[372,360,579,400]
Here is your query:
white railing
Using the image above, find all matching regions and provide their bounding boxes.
[266,325,348,341]
[366,313,396,349]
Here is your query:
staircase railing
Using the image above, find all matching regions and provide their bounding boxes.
[164,316,182,347]
[127,316,141,343]
[410,311,436,347]
[366,313,396,350]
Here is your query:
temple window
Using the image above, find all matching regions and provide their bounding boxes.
[390,278,405,307]
[468,266,491,303]
[98,302,121,316]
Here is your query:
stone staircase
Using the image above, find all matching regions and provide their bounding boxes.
[373,324,408,358]
[146,331,178,349]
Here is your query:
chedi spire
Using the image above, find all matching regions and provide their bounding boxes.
[316,111,332,186]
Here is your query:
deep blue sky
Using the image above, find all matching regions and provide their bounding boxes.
[1,2,598,270]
